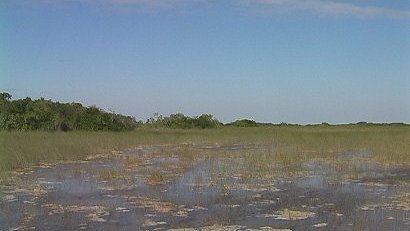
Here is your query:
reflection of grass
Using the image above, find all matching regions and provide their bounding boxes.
[0,126,409,176]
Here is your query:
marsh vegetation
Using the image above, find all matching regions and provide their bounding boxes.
[0,125,409,230]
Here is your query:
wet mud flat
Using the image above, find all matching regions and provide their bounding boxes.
[1,144,409,230]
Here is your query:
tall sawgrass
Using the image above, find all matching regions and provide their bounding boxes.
[0,126,408,174]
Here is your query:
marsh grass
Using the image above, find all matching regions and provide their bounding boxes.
[176,147,197,160]
[147,170,166,184]
[124,157,143,168]
[97,169,123,181]
[0,126,408,180]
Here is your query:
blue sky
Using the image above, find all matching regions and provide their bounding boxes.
[1,0,409,124]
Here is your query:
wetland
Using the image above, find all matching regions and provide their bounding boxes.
[1,127,409,230]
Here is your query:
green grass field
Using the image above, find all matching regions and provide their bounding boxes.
[0,126,409,175]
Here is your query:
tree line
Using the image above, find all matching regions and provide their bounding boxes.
[0,93,139,131]
[5,92,398,131]
[0,92,247,131]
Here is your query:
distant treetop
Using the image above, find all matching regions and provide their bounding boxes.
[144,113,222,129]
[225,119,258,127]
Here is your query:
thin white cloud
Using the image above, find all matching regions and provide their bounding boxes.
[22,0,207,7]
[246,0,410,19]
[107,0,195,6]
[17,0,410,19]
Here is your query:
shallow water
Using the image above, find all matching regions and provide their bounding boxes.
[1,144,409,230]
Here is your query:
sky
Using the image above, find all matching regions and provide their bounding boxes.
[1,0,409,124]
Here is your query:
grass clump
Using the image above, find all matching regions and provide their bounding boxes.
[147,171,166,184]
[124,157,143,168]
[97,169,122,181]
